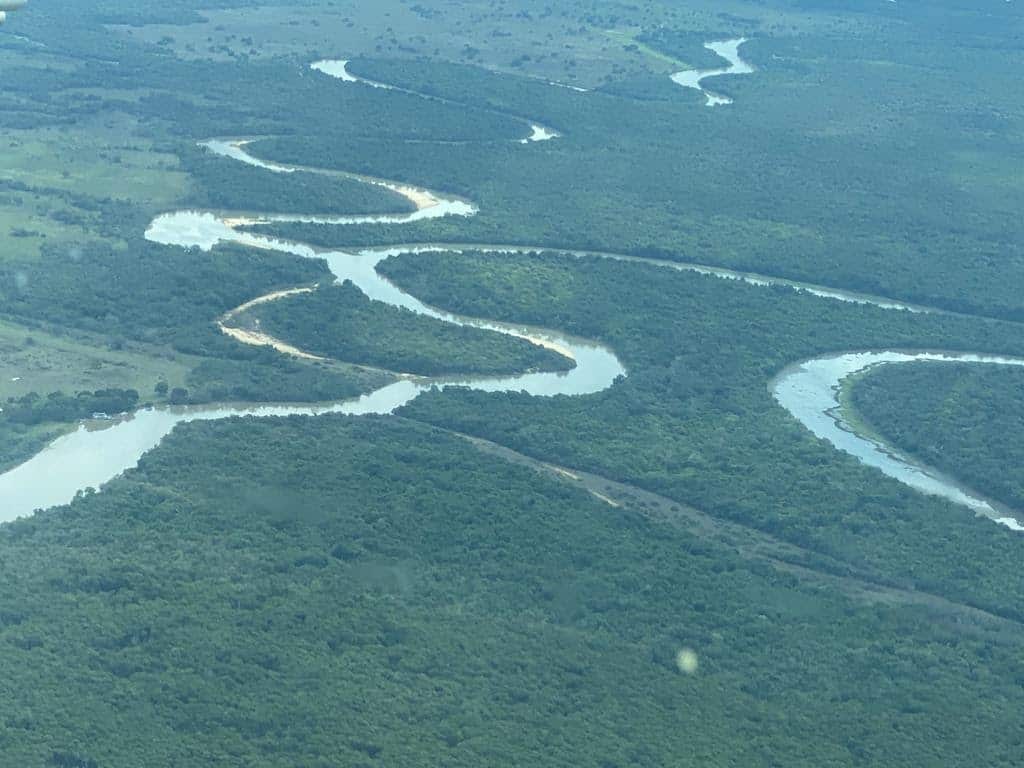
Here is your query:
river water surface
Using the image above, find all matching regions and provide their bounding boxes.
[3,167,622,521]
[772,352,1024,530]
[3,45,1020,535]
[310,59,559,143]
[671,38,755,105]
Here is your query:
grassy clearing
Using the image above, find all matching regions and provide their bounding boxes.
[0,111,189,259]
[0,318,197,401]
[601,28,688,70]
[0,113,187,203]
[0,192,92,261]
[0,47,79,74]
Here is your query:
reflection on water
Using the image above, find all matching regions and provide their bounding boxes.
[671,38,755,106]
[8,53,1019,540]
[310,59,390,88]
[0,384,426,522]
[772,351,1024,530]
[521,124,559,143]
[5,161,623,521]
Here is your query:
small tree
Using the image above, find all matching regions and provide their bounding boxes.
[154,381,169,397]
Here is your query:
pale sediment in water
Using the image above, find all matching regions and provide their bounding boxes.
[521,124,559,143]
[7,160,620,519]
[671,38,755,106]
[6,55,1021,540]
[34,189,1021,528]
[199,139,457,214]
[218,286,324,360]
[135,204,1024,536]
[310,59,391,89]
[771,351,1024,531]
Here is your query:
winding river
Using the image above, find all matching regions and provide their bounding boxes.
[0,126,621,520]
[670,38,754,106]
[310,59,560,144]
[772,353,1024,531]
[2,44,1021,534]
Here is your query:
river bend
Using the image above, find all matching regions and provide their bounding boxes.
[2,45,1020,535]
[773,352,1024,530]
[310,59,560,144]
[671,38,754,106]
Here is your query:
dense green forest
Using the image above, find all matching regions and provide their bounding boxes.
[381,249,1024,620]
[7,0,1024,320]
[3,416,1023,766]
[183,353,389,405]
[178,143,414,216]
[0,240,326,344]
[247,281,573,376]
[244,20,1024,321]
[850,362,1024,512]
[3,0,1024,764]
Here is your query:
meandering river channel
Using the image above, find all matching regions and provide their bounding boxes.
[2,45,1021,533]
[670,38,754,106]
[773,352,1024,531]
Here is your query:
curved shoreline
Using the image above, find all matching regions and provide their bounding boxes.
[4,49,1021,537]
[347,241,934,314]
[310,59,560,143]
[671,38,754,106]
[199,138,473,216]
[771,351,1024,531]
[2,149,622,520]
[218,285,326,360]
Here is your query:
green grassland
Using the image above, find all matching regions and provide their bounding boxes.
[115,0,653,87]
[602,27,691,69]
[0,116,186,203]
[0,318,194,401]
[0,114,189,261]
